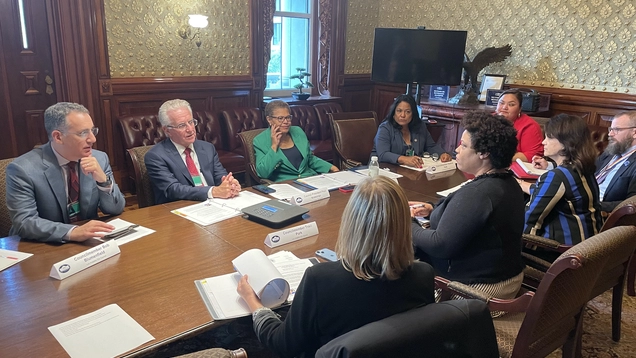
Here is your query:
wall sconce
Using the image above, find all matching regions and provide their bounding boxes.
[178,14,209,48]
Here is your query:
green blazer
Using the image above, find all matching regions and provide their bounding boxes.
[253,126,333,182]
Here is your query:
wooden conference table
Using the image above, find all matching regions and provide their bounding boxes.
[0,165,467,357]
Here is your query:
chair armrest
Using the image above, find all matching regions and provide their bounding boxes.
[344,159,362,168]
[435,276,534,313]
[521,252,552,271]
[259,178,274,185]
[522,233,570,253]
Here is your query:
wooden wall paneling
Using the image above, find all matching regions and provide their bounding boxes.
[0,14,18,159]
[371,82,406,119]
[339,74,373,112]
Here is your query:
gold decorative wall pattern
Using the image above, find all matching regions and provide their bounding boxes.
[345,0,379,74]
[346,0,636,94]
[104,0,251,78]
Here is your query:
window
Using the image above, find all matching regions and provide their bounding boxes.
[265,0,313,96]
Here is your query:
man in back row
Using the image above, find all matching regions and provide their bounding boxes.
[6,102,125,243]
[596,111,636,212]
[145,99,240,204]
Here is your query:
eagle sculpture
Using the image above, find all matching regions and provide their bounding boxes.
[463,44,513,94]
[448,44,512,104]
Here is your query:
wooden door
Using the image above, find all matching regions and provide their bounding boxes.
[0,0,57,159]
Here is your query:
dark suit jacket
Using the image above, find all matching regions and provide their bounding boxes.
[145,139,227,204]
[6,142,125,242]
[370,120,444,164]
[596,151,636,212]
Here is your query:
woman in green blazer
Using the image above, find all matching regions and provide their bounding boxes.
[254,100,338,182]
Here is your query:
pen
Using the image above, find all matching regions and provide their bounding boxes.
[409,204,425,209]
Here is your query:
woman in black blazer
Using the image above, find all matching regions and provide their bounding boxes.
[236,176,435,358]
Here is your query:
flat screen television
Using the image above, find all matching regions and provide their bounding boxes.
[371,28,467,85]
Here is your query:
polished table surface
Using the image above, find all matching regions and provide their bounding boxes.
[0,168,468,357]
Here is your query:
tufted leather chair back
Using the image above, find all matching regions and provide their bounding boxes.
[221,108,264,156]
[313,102,343,140]
[588,124,609,156]
[290,105,320,140]
[118,115,166,149]
[193,110,225,150]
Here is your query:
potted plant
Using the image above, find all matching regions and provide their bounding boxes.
[290,67,313,100]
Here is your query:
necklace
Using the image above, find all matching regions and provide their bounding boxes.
[473,168,510,181]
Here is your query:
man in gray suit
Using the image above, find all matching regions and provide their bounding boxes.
[145,99,240,204]
[6,102,125,243]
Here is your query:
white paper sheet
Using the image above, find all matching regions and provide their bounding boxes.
[0,248,33,272]
[96,218,155,245]
[436,179,471,197]
[173,192,271,226]
[48,304,154,358]
[267,184,306,200]
[355,168,403,179]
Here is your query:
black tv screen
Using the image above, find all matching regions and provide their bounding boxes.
[371,28,467,85]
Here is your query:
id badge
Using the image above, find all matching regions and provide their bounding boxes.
[406,148,415,157]
[192,175,204,186]
[67,201,80,220]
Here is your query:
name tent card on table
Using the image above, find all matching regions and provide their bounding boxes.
[265,221,319,248]
[290,189,330,205]
[50,242,120,280]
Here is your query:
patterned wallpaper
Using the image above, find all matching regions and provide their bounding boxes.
[345,0,636,94]
[104,0,251,78]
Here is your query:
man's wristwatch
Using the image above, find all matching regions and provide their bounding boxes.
[96,177,112,187]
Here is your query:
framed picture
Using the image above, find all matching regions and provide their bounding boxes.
[479,74,506,102]
[485,89,505,106]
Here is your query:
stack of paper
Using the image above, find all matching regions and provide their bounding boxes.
[172,191,270,226]
[296,171,367,191]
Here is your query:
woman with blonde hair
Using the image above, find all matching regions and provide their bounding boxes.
[237,176,435,358]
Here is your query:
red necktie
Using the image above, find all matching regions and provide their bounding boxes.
[184,148,200,176]
[67,162,80,222]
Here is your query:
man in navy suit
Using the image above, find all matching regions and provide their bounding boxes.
[6,102,125,243]
[596,111,636,212]
[145,99,240,204]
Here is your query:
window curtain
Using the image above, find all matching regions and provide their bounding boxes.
[263,0,275,89]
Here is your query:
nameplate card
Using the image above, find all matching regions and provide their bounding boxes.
[485,89,505,106]
[424,159,457,174]
[49,242,120,280]
[429,85,450,102]
[264,221,319,248]
[291,189,330,206]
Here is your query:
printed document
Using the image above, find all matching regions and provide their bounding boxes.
[48,304,154,358]
[436,179,471,197]
[0,248,32,272]
[172,191,269,226]
[195,249,314,320]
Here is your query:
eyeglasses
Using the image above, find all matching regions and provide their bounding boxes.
[422,152,440,161]
[608,126,636,134]
[269,115,292,123]
[167,119,198,131]
[65,127,99,139]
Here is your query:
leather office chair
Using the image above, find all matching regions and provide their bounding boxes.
[220,108,265,159]
[290,104,332,162]
[193,110,244,174]
[522,196,636,341]
[437,226,636,358]
[315,299,498,358]
[328,111,378,170]
[126,146,155,208]
[237,128,268,186]
[0,157,15,237]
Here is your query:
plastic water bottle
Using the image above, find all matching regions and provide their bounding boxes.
[369,156,379,177]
